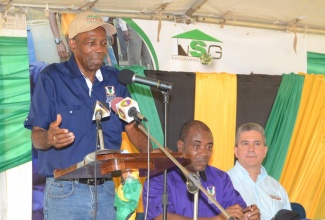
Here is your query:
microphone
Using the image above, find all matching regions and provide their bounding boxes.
[111,97,147,123]
[92,101,110,151]
[92,100,110,123]
[118,69,172,91]
[95,110,102,122]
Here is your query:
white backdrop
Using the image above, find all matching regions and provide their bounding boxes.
[307,34,325,54]
[133,19,308,74]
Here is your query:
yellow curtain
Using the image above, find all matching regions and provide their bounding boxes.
[280,74,325,218]
[61,13,76,36]
[194,72,237,171]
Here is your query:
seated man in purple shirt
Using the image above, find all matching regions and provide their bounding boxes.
[143,120,261,220]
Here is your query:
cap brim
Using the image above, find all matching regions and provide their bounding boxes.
[101,23,117,36]
[69,22,117,39]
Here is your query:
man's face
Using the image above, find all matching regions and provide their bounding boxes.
[234,130,268,169]
[69,26,108,74]
[177,128,213,172]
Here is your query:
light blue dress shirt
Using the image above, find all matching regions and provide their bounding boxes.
[228,161,292,220]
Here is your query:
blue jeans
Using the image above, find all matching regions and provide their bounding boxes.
[44,178,115,220]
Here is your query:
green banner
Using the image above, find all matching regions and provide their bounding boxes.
[0,36,31,172]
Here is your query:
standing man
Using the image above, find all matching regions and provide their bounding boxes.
[228,123,291,220]
[48,12,74,61]
[143,120,260,220]
[115,18,129,63]
[126,24,153,69]
[25,12,150,220]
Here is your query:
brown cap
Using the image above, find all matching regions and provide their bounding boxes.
[68,12,116,39]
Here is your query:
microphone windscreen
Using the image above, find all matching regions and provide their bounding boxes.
[118,69,135,85]
[111,97,124,112]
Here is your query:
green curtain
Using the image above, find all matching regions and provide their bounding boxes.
[307,51,325,75]
[279,74,325,218]
[263,73,304,180]
[0,36,31,172]
[257,73,325,218]
[116,65,164,149]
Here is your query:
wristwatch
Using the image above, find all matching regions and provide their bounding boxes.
[54,38,62,44]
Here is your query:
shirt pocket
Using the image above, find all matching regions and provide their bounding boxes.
[270,194,286,210]
[58,105,87,134]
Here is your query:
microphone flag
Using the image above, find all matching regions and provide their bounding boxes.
[114,97,141,123]
[92,100,110,121]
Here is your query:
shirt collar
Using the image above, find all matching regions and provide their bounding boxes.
[80,69,103,97]
[177,168,208,183]
[234,161,250,176]
[95,69,103,81]
[80,69,103,81]
[68,54,104,82]
[234,161,267,181]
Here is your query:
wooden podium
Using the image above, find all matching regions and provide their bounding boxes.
[54,150,190,180]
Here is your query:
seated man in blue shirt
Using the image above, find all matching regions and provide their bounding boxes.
[143,120,260,220]
[227,123,291,220]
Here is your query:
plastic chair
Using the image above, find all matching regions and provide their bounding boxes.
[291,202,306,219]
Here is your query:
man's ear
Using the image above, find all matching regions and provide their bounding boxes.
[265,145,268,154]
[234,146,238,158]
[263,145,268,158]
[68,38,76,51]
[177,140,184,153]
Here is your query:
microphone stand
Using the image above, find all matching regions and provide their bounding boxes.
[161,91,169,220]
[96,120,105,150]
[186,172,200,220]
[93,118,104,219]
[135,122,235,220]
[194,191,198,220]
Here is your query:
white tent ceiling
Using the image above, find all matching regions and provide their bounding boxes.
[1,0,325,35]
